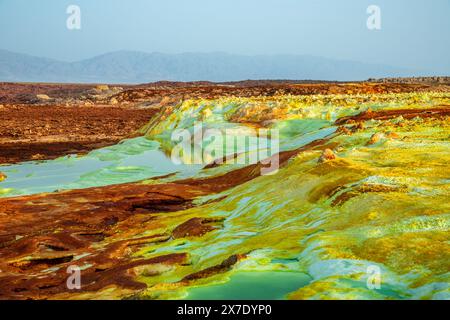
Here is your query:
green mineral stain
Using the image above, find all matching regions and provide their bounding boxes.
[185,271,312,300]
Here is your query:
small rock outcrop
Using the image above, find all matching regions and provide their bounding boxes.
[95,85,109,91]
[318,148,337,163]
[367,132,385,145]
[386,131,400,139]
[36,94,51,101]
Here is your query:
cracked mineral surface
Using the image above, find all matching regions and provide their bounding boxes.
[0,80,449,300]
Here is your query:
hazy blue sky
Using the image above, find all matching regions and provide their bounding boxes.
[0,0,449,73]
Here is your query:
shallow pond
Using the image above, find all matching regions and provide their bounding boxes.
[185,271,312,300]
[0,137,198,197]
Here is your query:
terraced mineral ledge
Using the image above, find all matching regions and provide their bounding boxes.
[0,81,449,300]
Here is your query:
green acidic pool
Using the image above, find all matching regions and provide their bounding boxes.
[185,271,312,300]
[0,137,199,197]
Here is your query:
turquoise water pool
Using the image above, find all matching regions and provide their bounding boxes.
[185,271,312,300]
[0,120,335,198]
[0,137,198,197]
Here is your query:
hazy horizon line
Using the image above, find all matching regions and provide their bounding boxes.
[0,47,412,70]
[2,47,449,84]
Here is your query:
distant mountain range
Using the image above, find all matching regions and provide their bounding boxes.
[0,49,420,84]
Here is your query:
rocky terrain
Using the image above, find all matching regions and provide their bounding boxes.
[2,80,447,165]
[0,80,449,300]
[369,76,450,84]
[0,105,158,164]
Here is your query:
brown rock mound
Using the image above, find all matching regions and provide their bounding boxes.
[318,149,337,163]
